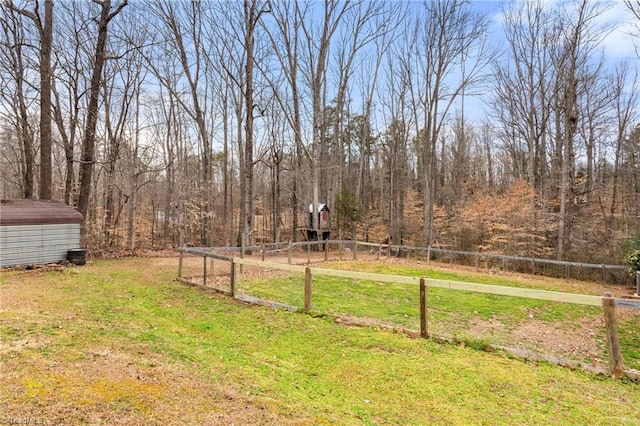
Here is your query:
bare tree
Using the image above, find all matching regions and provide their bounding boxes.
[626,1,640,21]
[39,0,52,199]
[378,43,413,246]
[76,0,127,234]
[261,0,308,240]
[551,0,607,259]
[262,0,350,237]
[578,65,608,202]
[604,63,639,229]
[50,1,92,205]
[324,2,386,205]
[492,0,554,198]
[240,0,270,248]
[0,4,36,198]
[205,2,246,246]
[301,1,351,232]
[353,10,405,213]
[100,28,143,247]
[404,0,491,246]
[145,0,216,246]
[5,0,53,199]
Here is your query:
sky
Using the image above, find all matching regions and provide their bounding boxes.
[456,0,639,122]
[473,0,638,61]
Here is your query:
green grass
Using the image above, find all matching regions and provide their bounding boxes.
[1,258,639,425]
[243,273,599,326]
[620,319,640,368]
[239,260,638,368]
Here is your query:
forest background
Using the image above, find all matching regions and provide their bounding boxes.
[1,0,640,265]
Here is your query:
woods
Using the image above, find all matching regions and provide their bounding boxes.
[1,0,639,264]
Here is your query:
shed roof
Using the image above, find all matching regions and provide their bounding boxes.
[0,199,83,226]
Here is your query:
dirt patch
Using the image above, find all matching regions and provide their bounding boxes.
[512,318,604,363]
[466,317,506,337]
[0,335,51,355]
[463,316,605,364]
[1,344,306,425]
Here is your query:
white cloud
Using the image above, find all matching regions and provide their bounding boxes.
[598,2,638,60]
[486,0,638,60]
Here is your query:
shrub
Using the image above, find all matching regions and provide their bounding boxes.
[623,249,640,276]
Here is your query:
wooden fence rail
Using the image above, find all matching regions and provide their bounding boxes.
[355,241,628,281]
[187,240,629,285]
[233,257,607,306]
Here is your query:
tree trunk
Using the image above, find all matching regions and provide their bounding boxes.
[242,0,257,249]
[38,0,53,200]
[76,0,127,236]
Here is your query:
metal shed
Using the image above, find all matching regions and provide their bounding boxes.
[0,199,83,267]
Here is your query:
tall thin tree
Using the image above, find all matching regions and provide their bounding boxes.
[76,0,127,233]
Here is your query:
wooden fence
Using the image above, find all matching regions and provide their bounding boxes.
[351,241,630,284]
[176,245,640,379]
[184,239,630,284]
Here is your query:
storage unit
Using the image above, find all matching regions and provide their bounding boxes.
[303,203,331,248]
[0,199,83,267]
[308,203,330,230]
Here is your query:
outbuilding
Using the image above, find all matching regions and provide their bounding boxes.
[0,199,84,267]
[302,203,331,249]
[308,203,330,230]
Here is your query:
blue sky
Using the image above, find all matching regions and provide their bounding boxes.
[472,0,637,61]
[456,0,639,122]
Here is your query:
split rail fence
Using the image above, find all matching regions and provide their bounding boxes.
[177,242,640,379]
[183,239,630,284]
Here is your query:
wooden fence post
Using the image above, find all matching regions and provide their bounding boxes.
[377,244,382,261]
[288,241,293,264]
[565,264,570,282]
[307,242,311,264]
[304,267,312,312]
[203,255,207,286]
[324,240,328,261]
[602,292,624,377]
[420,278,428,338]
[178,250,183,279]
[636,271,639,296]
[262,244,265,262]
[353,241,357,260]
[240,233,245,274]
[230,260,236,297]
[339,240,344,260]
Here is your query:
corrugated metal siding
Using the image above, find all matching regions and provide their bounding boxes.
[0,224,81,267]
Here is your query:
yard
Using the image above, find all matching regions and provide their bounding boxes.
[1,257,639,424]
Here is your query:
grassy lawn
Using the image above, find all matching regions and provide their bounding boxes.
[1,257,639,425]
[239,259,640,369]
